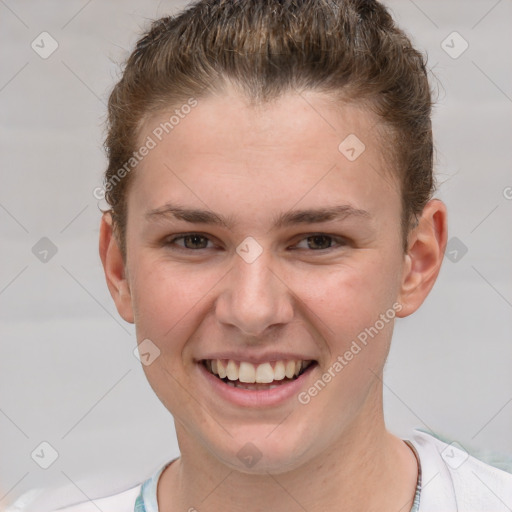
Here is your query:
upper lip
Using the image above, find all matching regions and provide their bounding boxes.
[196,352,317,365]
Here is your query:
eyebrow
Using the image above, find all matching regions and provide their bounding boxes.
[145,203,371,230]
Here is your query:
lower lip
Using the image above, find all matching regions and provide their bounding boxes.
[197,362,317,408]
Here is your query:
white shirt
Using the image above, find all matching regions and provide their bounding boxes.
[7,430,512,512]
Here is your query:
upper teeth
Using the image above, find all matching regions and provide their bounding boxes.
[206,359,312,383]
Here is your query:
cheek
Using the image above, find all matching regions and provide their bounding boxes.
[289,256,402,409]
[129,258,221,414]
[295,258,400,341]
[129,257,224,348]
[291,262,399,424]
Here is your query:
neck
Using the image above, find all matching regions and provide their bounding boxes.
[158,389,418,512]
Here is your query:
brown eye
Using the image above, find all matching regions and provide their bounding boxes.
[183,234,209,249]
[167,234,213,250]
[306,235,334,250]
[294,234,346,251]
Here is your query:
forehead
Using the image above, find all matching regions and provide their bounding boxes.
[131,89,400,225]
[140,89,386,161]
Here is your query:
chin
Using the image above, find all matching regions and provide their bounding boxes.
[207,422,315,475]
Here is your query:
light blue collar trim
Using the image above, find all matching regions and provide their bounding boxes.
[134,448,421,512]
[134,460,176,512]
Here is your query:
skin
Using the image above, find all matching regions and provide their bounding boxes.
[100,85,447,512]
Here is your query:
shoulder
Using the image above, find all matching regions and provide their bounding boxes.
[6,459,176,512]
[408,429,512,511]
[54,485,141,512]
[5,484,142,512]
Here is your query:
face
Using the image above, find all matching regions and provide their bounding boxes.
[103,87,428,474]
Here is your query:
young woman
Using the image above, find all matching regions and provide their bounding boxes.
[37,0,512,510]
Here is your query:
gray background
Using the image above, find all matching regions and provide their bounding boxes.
[1,0,511,510]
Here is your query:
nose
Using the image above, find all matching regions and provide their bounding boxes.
[214,249,294,337]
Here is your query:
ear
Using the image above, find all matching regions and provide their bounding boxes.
[396,199,448,318]
[99,212,134,324]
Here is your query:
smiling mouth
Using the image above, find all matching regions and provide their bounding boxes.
[202,359,317,390]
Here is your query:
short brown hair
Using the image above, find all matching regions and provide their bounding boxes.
[103,0,436,255]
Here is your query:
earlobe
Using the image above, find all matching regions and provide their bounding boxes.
[99,213,134,324]
[396,199,448,318]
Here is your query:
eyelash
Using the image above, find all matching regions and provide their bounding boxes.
[163,233,348,252]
